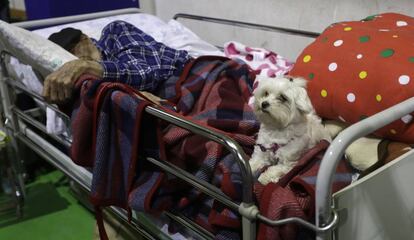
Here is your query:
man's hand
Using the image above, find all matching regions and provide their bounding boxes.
[42,59,103,103]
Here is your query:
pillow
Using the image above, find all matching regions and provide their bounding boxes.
[0,20,76,77]
[289,13,414,143]
[164,19,224,57]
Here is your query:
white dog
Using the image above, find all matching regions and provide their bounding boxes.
[249,76,331,185]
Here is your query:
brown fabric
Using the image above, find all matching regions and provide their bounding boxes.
[359,140,411,178]
[385,141,412,162]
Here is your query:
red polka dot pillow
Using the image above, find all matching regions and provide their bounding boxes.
[290,13,414,143]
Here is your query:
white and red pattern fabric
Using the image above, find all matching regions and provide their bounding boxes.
[224,41,293,78]
[224,41,294,106]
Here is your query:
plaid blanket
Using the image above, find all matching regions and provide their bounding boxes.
[70,56,258,239]
[70,56,354,239]
[70,75,159,207]
[70,75,166,240]
[129,56,259,238]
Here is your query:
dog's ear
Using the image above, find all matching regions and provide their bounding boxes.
[291,76,307,88]
[296,90,313,114]
[293,78,313,114]
[287,76,313,114]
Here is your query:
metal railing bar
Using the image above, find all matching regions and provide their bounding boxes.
[146,157,239,211]
[164,211,215,239]
[315,96,414,239]
[173,13,320,38]
[13,107,71,148]
[16,131,91,191]
[5,78,70,122]
[257,209,338,233]
[109,207,159,240]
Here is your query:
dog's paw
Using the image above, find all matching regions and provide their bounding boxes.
[249,158,265,174]
[258,172,280,185]
[257,165,290,185]
[249,149,269,174]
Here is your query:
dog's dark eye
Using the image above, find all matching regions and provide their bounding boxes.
[278,94,288,102]
[264,91,269,97]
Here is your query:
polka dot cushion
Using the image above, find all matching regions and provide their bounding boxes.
[290,13,414,143]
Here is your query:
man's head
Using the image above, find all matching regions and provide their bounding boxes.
[44,28,104,103]
[48,28,101,61]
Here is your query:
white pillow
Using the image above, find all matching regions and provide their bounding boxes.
[0,20,76,77]
[165,20,224,57]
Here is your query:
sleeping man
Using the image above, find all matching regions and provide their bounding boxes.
[43,20,192,103]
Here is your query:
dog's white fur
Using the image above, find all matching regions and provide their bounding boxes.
[249,76,331,185]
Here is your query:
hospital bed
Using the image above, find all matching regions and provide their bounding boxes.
[0,7,414,240]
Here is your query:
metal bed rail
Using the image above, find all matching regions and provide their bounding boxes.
[2,71,339,237]
[315,97,414,239]
[1,47,256,208]
[173,13,320,38]
[1,79,252,238]
[0,45,254,238]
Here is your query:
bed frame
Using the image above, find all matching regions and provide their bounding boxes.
[1,7,414,240]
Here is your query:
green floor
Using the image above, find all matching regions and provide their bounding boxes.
[0,171,95,240]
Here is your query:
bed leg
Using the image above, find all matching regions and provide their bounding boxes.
[0,54,26,216]
[239,202,258,240]
[242,216,256,240]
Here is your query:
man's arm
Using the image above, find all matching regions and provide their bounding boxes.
[97,21,190,92]
[42,59,103,103]
[99,50,162,91]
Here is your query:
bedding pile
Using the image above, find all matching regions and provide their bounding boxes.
[69,56,257,238]
[69,55,354,239]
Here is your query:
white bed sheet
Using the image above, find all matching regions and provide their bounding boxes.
[32,13,224,57]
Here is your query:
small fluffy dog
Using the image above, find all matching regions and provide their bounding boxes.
[249,76,331,185]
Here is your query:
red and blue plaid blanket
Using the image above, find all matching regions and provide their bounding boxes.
[70,56,259,239]
[70,56,353,240]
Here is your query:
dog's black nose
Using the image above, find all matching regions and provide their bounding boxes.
[261,101,270,109]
